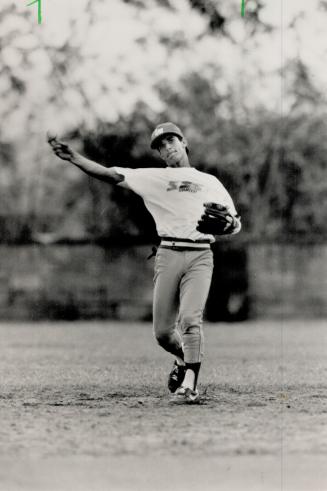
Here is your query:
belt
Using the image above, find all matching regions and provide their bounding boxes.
[160,237,211,250]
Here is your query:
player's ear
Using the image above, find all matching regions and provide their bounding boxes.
[181,138,188,151]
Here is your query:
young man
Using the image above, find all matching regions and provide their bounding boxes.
[48,122,241,403]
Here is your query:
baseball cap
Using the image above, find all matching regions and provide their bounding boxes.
[150,122,185,149]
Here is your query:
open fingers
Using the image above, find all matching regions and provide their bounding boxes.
[46,133,69,152]
[53,142,69,152]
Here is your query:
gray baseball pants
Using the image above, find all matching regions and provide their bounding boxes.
[153,247,213,363]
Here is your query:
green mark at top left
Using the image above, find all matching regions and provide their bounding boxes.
[27,0,42,24]
[241,0,245,17]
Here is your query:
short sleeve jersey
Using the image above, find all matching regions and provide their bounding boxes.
[113,166,238,242]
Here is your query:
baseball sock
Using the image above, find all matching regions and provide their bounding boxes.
[182,362,201,391]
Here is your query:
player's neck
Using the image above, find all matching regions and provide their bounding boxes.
[167,155,191,168]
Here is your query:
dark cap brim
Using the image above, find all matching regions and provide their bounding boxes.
[151,131,183,149]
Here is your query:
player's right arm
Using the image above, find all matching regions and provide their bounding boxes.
[47,135,125,185]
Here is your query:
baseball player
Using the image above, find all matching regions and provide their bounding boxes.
[48,122,241,404]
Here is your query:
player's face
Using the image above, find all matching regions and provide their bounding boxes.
[157,135,188,167]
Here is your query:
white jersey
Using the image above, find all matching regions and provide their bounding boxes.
[113,166,239,242]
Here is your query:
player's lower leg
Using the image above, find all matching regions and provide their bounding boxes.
[170,362,201,403]
[168,344,186,393]
[171,321,202,401]
[178,321,203,390]
[181,362,201,391]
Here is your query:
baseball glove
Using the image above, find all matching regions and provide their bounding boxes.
[196,202,239,235]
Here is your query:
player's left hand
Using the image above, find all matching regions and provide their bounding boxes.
[196,202,238,235]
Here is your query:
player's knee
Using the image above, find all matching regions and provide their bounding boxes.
[179,310,203,332]
[154,331,172,349]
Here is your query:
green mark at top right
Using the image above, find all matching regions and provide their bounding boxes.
[241,0,246,16]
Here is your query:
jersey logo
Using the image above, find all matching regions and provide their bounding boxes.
[167,180,203,193]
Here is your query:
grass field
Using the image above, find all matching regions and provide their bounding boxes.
[0,320,326,491]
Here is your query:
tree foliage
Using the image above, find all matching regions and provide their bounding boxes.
[0,0,326,243]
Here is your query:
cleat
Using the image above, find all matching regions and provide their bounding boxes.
[168,361,186,393]
[170,386,200,404]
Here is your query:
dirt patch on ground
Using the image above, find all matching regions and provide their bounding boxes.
[0,321,326,490]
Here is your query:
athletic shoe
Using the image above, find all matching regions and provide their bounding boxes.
[168,361,186,393]
[170,386,200,404]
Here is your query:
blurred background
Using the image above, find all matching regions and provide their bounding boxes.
[0,0,326,322]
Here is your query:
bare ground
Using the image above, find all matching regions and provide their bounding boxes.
[0,320,326,490]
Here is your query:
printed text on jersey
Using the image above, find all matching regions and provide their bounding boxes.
[167,181,203,193]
